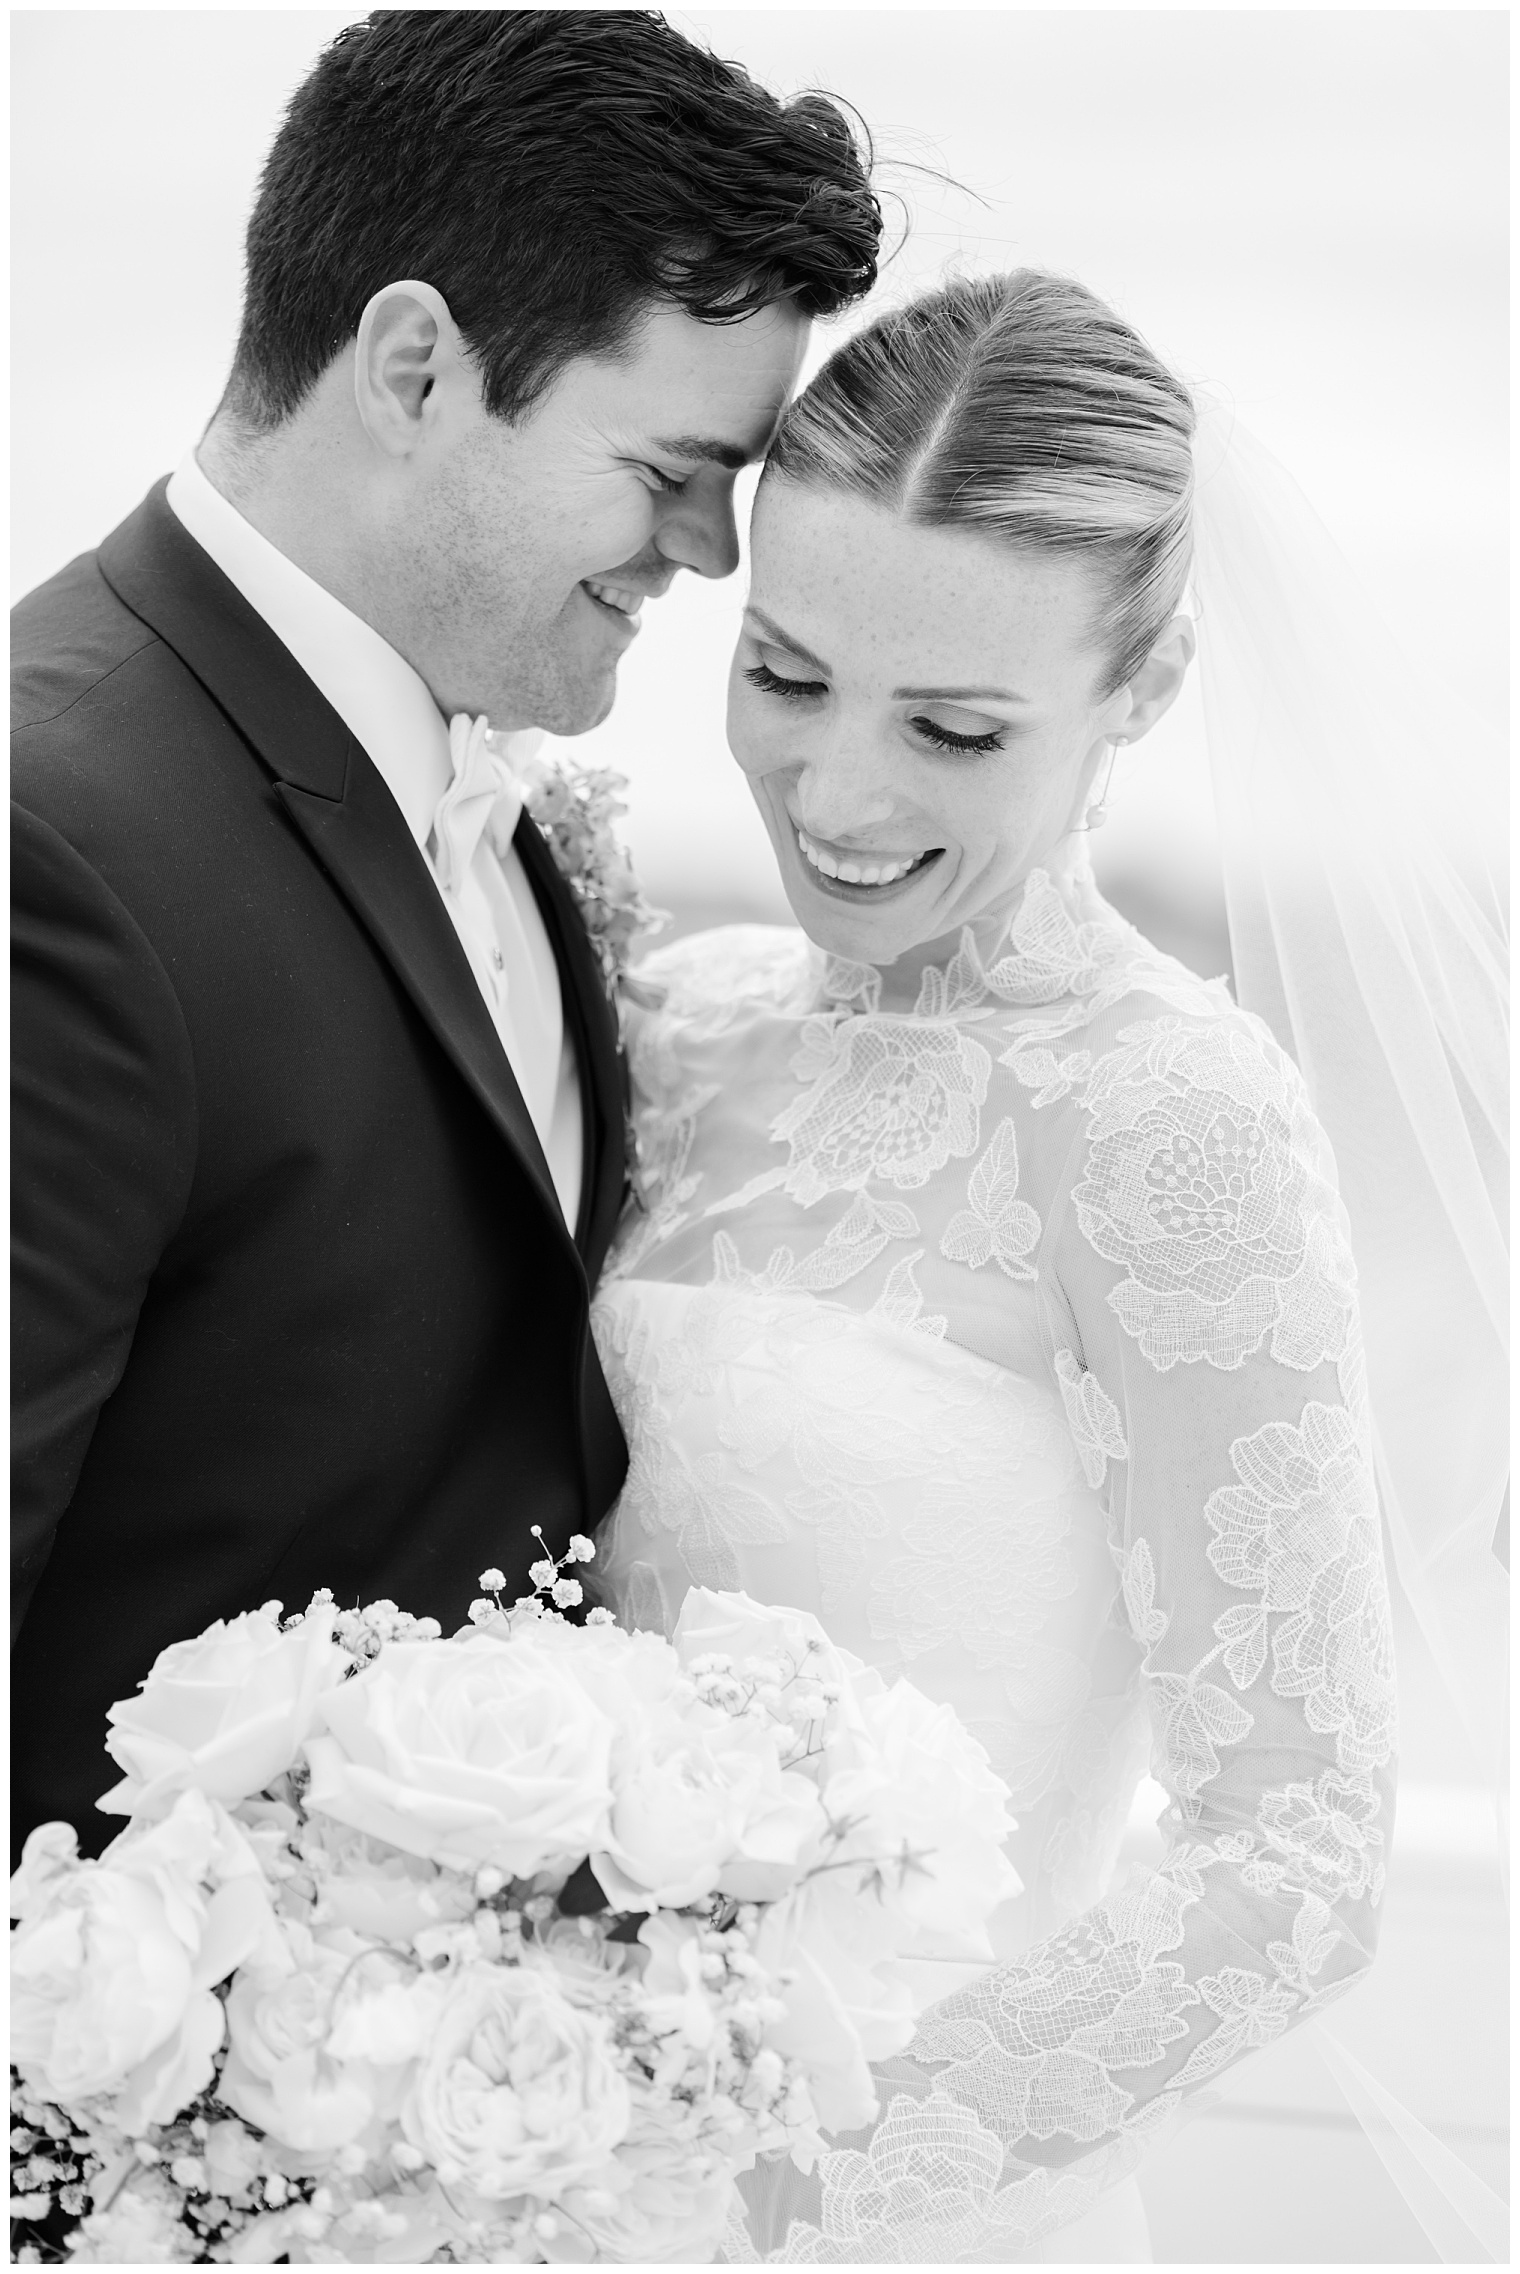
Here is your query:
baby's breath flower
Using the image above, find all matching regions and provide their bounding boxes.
[551,1577,583,1609]
[585,1606,616,1628]
[478,1567,506,1592]
[528,1559,557,1591]
[486,730,666,1006]
[567,1535,596,1563]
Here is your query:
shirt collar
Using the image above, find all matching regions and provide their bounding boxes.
[165,452,450,848]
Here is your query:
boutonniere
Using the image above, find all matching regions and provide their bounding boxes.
[482,730,665,1011]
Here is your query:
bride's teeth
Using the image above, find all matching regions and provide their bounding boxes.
[797,826,926,888]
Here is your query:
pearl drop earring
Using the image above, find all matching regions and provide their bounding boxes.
[1084,739,1124,830]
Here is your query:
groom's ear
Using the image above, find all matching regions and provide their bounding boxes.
[353,281,461,456]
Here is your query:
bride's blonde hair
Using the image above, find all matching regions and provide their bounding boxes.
[768,269,1196,695]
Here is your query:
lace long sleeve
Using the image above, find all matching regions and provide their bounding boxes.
[896,1008,1398,2240]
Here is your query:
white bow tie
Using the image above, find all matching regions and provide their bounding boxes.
[431,714,544,895]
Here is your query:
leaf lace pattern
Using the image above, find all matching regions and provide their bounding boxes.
[596,860,1395,2261]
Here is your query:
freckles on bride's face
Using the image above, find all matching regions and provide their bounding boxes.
[727,480,1122,972]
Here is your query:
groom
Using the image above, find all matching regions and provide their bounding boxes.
[11,10,879,1852]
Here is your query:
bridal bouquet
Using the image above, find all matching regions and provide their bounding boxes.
[10,1542,1018,2265]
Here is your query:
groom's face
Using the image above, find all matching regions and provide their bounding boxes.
[407,302,807,733]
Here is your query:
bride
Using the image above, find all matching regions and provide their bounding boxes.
[586,270,1506,2261]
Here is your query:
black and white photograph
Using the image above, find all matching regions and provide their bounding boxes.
[10,9,1507,2265]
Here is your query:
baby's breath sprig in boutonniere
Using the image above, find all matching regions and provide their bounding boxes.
[483,731,666,1009]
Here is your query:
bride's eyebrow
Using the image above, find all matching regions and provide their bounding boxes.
[745,606,831,672]
[893,680,1029,703]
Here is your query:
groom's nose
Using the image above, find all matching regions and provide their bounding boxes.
[654,487,742,581]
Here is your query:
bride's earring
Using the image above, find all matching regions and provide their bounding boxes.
[1083,739,1124,830]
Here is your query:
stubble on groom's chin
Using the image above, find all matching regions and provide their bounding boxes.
[412,624,619,739]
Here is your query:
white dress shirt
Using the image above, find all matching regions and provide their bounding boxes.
[165,455,582,1228]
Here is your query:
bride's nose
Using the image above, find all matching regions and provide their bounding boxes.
[792,731,898,842]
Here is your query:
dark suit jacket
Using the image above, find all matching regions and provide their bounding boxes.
[11,482,630,1853]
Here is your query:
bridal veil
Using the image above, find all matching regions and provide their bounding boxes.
[1190,402,1507,2260]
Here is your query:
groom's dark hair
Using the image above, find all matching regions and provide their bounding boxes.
[222,9,881,430]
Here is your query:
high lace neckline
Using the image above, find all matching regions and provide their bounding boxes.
[814,845,1136,1021]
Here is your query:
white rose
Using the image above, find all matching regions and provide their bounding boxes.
[10,1790,275,2129]
[99,1603,348,1819]
[303,1629,618,1875]
[594,1691,824,1912]
[219,1918,439,2153]
[401,1960,630,2199]
[827,1677,1021,1952]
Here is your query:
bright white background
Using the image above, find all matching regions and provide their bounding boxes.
[11,12,1507,2256]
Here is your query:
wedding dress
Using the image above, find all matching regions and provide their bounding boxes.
[591,839,1395,2262]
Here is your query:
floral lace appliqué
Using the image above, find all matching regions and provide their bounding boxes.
[1205,1400,1396,1775]
[773,1014,992,1207]
[1073,1018,1357,1373]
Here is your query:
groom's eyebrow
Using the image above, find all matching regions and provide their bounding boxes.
[652,432,752,470]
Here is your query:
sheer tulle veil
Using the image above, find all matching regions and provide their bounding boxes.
[1188,399,1507,2259]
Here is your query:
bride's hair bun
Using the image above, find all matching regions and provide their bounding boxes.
[769,270,1196,694]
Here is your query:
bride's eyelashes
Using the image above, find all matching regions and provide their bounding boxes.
[742,659,825,701]
[639,464,689,495]
[910,715,1005,755]
[743,661,1007,756]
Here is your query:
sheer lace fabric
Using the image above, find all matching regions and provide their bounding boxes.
[592,851,1396,2263]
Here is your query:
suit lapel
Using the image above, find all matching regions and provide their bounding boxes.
[511,812,629,1266]
[97,482,579,1259]
[274,769,570,1239]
